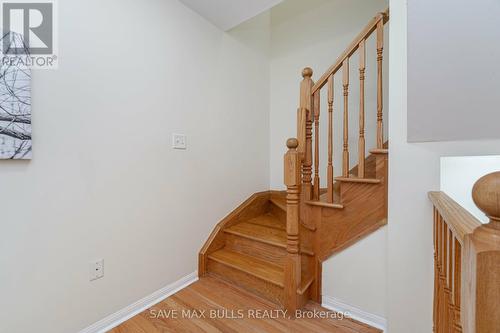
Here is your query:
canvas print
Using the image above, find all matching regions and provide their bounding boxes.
[0,31,31,159]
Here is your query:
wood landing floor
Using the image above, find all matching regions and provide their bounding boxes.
[110,276,381,333]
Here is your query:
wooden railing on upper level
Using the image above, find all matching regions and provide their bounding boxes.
[429,172,500,333]
[297,8,389,203]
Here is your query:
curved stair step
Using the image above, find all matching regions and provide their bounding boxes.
[208,249,284,287]
[246,213,285,230]
[224,222,314,256]
[225,222,286,248]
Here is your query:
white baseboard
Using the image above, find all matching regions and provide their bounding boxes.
[322,295,387,332]
[80,271,198,333]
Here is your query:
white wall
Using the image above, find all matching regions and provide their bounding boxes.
[387,0,500,331]
[0,1,270,332]
[267,0,389,321]
[323,226,387,318]
[441,156,500,223]
[407,0,500,142]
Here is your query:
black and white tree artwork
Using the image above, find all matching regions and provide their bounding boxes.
[0,32,31,159]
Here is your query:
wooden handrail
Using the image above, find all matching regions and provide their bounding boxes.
[430,172,500,333]
[428,191,481,243]
[311,8,389,94]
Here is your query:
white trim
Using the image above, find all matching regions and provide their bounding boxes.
[322,295,387,332]
[79,271,198,333]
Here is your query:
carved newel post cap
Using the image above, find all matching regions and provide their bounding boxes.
[286,138,299,149]
[472,171,500,222]
[302,67,313,78]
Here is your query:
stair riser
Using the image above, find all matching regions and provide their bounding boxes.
[207,260,284,306]
[269,202,286,223]
[225,234,287,266]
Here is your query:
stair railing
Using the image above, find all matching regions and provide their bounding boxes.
[297,9,389,203]
[284,8,390,313]
[429,172,500,333]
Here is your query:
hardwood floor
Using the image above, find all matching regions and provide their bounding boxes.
[110,276,381,333]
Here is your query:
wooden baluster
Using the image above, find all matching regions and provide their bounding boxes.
[299,68,314,201]
[342,59,349,177]
[451,240,455,332]
[376,20,384,149]
[442,224,449,333]
[305,111,313,201]
[448,232,455,332]
[313,91,320,200]
[433,209,439,333]
[327,75,334,203]
[453,239,462,332]
[436,214,443,333]
[284,138,301,313]
[463,172,500,333]
[358,40,366,178]
[439,217,447,333]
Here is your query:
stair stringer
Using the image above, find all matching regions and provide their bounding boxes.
[298,151,388,303]
[317,180,387,262]
[324,152,387,257]
[198,191,272,277]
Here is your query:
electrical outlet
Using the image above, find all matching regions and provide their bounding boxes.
[172,133,187,150]
[89,259,104,281]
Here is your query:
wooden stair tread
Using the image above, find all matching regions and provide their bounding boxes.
[208,249,284,287]
[225,222,286,248]
[369,148,388,154]
[224,221,314,255]
[309,186,343,209]
[305,200,344,209]
[334,176,381,184]
[246,213,285,230]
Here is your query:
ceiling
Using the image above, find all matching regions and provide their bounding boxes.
[179,0,283,31]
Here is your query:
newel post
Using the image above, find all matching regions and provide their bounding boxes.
[284,138,301,314]
[298,67,313,201]
[463,172,500,333]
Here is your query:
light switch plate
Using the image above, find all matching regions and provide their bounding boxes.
[89,259,104,281]
[172,133,187,150]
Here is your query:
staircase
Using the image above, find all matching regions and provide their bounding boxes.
[199,9,389,315]
[199,191,291,306]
